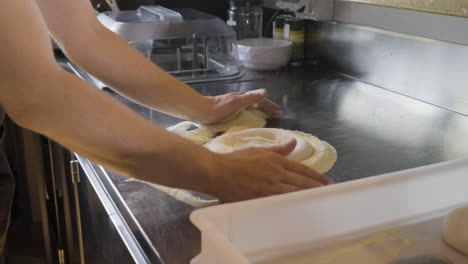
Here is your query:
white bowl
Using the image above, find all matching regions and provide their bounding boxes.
[236,38,293,71]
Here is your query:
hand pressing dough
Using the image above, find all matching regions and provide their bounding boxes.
[154,108,267,206]
[206,108,268,133]
[164,109,338,206]
[167,108,268,145]
[442,205,468,256]
[205,128,337,173]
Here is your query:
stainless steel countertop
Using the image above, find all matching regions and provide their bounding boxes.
[73,65,468,264]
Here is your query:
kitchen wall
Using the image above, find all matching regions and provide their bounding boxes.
[264,0,468,44]
[265,0,468,18]
[334,1,468,44]
[337,0,468,18]
[300,2,468,118]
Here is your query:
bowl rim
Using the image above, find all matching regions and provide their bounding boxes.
[236,38,292,49]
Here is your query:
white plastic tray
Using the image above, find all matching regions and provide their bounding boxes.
[190,158,468,264]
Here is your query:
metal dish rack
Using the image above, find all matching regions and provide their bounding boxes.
[98,6,243,84]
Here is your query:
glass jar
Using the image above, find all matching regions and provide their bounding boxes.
[227,0,263,40]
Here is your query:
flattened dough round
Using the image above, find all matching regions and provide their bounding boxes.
[167,121,212,145]
[205,128,337,173]
[164,109,338,206]
[443,205,468,256]
[167,108,267,145]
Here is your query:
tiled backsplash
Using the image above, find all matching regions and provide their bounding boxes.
[337,0,468,18]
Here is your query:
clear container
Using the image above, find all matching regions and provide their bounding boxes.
[97,6,242,83]
[227,0,263,40]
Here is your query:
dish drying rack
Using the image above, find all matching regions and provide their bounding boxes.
[96,6,243,84]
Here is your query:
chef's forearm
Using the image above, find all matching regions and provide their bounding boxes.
[2,67,215,191]
[1,0,217,193]
[34,0,212,122]
[51,15,212,123]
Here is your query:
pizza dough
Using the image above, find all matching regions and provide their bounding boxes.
[167,121,213,145]
[207,128,314,161]
[168,107,337,173]
[129,179,219,207]
[168,108,267,145]
[206,128,337,174]
[160,107,337,206]
[442,205,468,256]
[205,107,267,133]
[136,108,268,207]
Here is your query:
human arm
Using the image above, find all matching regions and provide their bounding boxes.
[34,0,281,124]
[0,0,328,202]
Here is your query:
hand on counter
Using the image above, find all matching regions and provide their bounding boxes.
[204,139,331,202]
[200,89,282,125]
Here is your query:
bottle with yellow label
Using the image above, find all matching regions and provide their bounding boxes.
[273,15,293,40]
[283,17,305,66]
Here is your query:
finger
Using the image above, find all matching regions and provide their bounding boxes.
[283,160,331,185]
[232,89,267,109]
[260,139,297,156]
[280,171,324,189]
[271,184,303,195]
[259,99,282,117]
